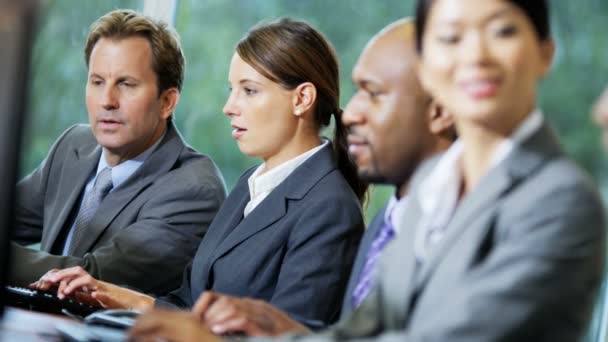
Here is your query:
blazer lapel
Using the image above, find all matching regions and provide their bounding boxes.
[210,184,289,262]
[70,123,184,256]
[207,143,337,271]
[412,122,563,294]
[41,142,100,251]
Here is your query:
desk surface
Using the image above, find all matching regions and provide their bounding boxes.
[0,307,75,341]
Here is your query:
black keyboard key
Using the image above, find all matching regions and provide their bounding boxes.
[4,285,102,317]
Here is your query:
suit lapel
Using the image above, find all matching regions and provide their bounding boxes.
[206,143,337,272]
[412,163,514,291]
[381,196,420,327]
[70,123,184,256]
[42,141,100,251]
[411,122,563,295]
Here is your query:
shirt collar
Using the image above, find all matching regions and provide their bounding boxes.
[384,194,409,235]
[418,109,543,216]
[248,139,328,200]
[97,128,166,189]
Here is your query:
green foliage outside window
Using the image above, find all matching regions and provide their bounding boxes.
[23,0,608,224]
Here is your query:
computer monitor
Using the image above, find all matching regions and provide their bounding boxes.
[0,0,38,317]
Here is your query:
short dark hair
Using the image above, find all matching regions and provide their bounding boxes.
[414,0,550,53]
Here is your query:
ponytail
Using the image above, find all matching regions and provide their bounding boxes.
[333,108,368,205]
[235,18,368,204]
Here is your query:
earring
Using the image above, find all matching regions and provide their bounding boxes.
[294,109,301,116]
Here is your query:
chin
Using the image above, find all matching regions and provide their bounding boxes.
[236,144,260,159]
[95,135,127,151]
[358,169,385,184]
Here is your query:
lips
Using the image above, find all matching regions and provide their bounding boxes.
[459,78,501,100]
[97,116,123,129]
[231,123,247,139]
[347,134,369,155]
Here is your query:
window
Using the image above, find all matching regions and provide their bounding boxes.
[24,0,608,223]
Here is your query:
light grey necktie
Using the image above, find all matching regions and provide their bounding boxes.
[68,167,113,255]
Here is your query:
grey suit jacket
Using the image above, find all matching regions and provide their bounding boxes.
[157,142,364,329]
[265,122,606,341]
[9,123,227,295]
[340,205,387,317]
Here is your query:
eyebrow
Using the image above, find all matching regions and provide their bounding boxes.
[238,78,263,86]
[486,7,516,22]
[88,73,138,81]
[437,6,515,26]
[354,77,381,89]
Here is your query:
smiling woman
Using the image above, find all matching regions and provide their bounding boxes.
[417,0,554,160]
[407,0,606,340]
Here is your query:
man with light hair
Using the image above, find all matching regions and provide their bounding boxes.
[10,9,226,295]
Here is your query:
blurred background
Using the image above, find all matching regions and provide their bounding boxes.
[22,0,608,222]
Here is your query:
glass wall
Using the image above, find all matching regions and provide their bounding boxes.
[23,0,608,223]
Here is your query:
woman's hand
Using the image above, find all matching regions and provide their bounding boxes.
[193,291,310,336]
[29,266,155,311]
[130,309,224,342]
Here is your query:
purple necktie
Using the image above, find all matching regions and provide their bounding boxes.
[351,212,396,308]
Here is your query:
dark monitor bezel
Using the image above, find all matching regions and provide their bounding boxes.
[0,0,38,317]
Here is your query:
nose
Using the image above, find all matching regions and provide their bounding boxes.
[461,32,491,66]
[342,94,366,128]
[101,85,119,111]
[222,91,239,117]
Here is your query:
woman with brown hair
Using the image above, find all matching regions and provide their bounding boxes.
[32,18,367,329]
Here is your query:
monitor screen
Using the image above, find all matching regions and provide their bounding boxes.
[0,0,37,317]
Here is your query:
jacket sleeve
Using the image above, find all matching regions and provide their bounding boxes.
[12,125,79,245]
[10,161,226,296]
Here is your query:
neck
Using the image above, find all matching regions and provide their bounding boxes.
[263,134,322,172]
[104,121,166,167]
[456,107,533,193]
[458,122,504,193]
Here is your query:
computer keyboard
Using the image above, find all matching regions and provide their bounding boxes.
[55,321,127,342]
[4,285,102,318]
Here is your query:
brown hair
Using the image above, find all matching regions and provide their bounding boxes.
[84,9,185,95]
[236,18,368,203]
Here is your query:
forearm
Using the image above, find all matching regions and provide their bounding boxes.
[93,280,155,311]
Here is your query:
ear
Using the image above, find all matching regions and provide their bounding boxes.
[538,39,555,78]
[427,100,454,137]
[159,88,180,120]
[292,82,317,117]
